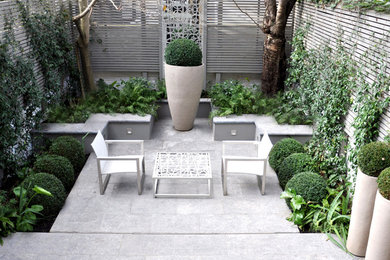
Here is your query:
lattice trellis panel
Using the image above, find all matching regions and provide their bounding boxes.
[159,0,206,66]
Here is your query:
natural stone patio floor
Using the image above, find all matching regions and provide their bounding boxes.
[2,119,356,259]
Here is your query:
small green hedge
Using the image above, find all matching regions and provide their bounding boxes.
[164,39,202,66]
[49,136,85,173]
[33,154,74,191]
[378,168,390,200]
[278,153,313,190]
[269,138,305,173]
[357,141,390,177]
[285,171,327,203]
[22,173,66,216]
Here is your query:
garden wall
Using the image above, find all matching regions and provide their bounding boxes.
[293,2,390,141]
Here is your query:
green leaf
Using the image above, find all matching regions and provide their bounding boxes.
[33,186,52,197]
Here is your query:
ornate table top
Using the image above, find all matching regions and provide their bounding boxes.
[153,152,212,179]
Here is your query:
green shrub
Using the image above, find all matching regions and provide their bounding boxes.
[33,155,74,191]
[269,138,305,172]
[49,136,85,172]
[164,39,202,66]
[285,171,327,203]
[378,168,390,200]
[22,173,66,216]
[278,153,313,190]
[357,141,390,177]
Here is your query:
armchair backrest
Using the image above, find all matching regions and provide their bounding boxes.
[257,131,273,159]
[91,130,108,159]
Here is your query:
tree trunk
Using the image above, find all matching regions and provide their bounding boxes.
[77,38,96,92]
[261,35,286,95]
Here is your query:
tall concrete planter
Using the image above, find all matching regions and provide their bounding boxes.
[365,191,390,260]
[346,168,378,256]
[165,63,205,131]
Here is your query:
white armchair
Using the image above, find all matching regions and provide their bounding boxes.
[221,131,273,195]
[91,130,145,195]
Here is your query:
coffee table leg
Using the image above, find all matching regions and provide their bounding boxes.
[153,179,159,198]
[208,178,213,198]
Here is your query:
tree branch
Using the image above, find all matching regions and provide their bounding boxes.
[231,0,262,29]
[262,0,277,34]
[72,0,99,22]
[108,0,122,11]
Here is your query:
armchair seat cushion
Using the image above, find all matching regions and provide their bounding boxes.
[223,157,265,176]
[102,155,144,174]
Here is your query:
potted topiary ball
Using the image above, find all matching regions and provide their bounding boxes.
[347,141,390,256]
[365,168,390,260]
[164,38,204,131]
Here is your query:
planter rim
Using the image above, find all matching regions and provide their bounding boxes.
[377,189,390,203]
[164,63,204,68]
[358,167,379,179]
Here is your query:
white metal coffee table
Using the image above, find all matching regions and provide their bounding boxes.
[152,152,213,198]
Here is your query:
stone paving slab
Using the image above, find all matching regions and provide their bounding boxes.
[1,233,356,259]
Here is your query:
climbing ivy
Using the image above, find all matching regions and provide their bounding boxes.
[0,16,44,174]
[17,0,80,104]
[307,0,390,14]
[285,27,356,181]
[347,39,390,179]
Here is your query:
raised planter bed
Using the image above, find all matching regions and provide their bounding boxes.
[34,113,154,154]
[213,114,313,143]
[157,98,211,119]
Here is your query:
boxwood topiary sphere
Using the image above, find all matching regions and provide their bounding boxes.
[269,138,305,173]
[164,39,202,66]
[49,136,85,173]
[285,171,327,203]
[22,172,66,217]
[357,141,390,177]
[33,154,74,191]
[278,153,313,190]
[378,167,390,200]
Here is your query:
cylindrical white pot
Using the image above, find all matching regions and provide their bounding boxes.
[365,191,390,260]
[347,168,378,256]
[165,63,205,131]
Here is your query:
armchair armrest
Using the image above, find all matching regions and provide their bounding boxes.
[97,155,143,161]
[222,156,267,162]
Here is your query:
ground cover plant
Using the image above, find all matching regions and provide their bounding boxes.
[209,80,312,125]
[47,78,164,123]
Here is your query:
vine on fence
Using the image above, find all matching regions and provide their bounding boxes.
[0,17,44,175]
[285,27,355,182]
[17,0,80,104]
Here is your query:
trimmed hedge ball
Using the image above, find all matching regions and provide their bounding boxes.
[49,136,85,173]
[357,141,390,177]
[33,154,74,191]
[278,153,313,190]
[164,38,202,66]
[285,171,327,203]
[378,167,390,200]
[269,138,305,173]
[22,173,66,217]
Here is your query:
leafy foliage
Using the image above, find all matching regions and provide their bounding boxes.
[18,0,80,103]
[269,138,305,173]
[278,153,314,189]
[49,136,85,173]
[285,26,354,179]
[22,173,66,217]
[308,0,390,14]
[164,38,202,66]
[47,78,161,123]
[285,172,328,203]
[33,155,75,191]
[378,167,390,200]
[0,16,44,175]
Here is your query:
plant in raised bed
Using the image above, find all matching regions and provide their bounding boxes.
[33,155,74,191]
[278,153,313,189]
[268,138,305,173]
[22,173,66,217]
[49,136,85,173]
[164,38,204,130]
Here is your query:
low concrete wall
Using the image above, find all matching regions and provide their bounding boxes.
[213,115,313,144]
[34,114,154,154]
[157,98,211,119]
